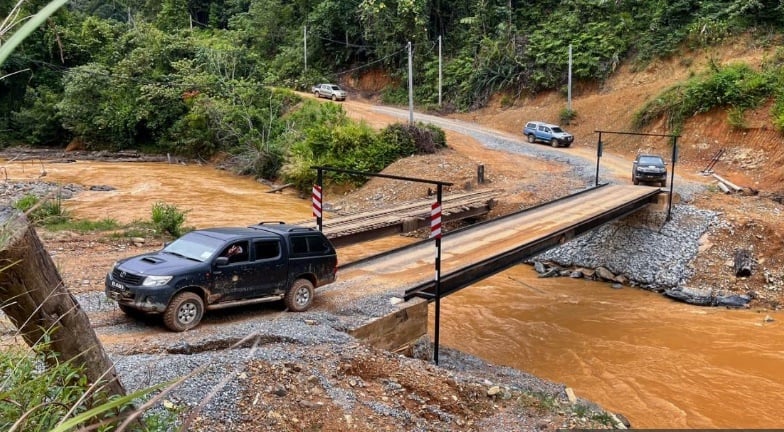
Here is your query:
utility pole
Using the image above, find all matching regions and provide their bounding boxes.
[438,36,442,107]
[408,41,414,125]
[568,44,572,112]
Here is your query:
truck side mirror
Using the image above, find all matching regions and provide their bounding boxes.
[215,256,229,266]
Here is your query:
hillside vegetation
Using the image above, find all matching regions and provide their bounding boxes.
[1,1,783,190]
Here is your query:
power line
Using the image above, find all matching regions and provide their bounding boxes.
[314,35,373,50]
[335,45,407,76]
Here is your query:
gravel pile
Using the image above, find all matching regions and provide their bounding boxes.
[73,290,610,429]
[532,205,718,291]
[0,180,83,206]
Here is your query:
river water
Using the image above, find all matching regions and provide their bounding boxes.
[6,159,782,428]
[430,266,784,428]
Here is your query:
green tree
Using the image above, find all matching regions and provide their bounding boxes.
[157,0,190,31]
[11,85,68,145]
[357,0,429,64]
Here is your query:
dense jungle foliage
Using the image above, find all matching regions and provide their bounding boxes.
[1,0,784,185]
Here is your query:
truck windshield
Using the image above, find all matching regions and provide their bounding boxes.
[163,232,224,262]
[639,156,664,165]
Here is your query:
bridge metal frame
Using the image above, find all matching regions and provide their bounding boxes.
[594,130,679,221]
[312,165,453,364]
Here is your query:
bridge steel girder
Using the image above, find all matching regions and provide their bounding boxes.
[404,187,661,301]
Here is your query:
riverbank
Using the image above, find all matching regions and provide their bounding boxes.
[3,96,783,429]
[1,172,626,430]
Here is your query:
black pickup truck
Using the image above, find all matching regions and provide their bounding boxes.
[105,223,338,331]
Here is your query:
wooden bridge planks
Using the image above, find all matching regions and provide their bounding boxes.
[297,190,500,241]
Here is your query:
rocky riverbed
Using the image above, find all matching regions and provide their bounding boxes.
[530,204,754,308]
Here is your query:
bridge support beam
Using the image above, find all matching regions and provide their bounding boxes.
[348,299,428,354]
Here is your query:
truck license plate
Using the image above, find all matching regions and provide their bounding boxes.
[111,280,125,291]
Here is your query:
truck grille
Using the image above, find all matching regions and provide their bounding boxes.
[112,268,145,285]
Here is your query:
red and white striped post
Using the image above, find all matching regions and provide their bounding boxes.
[430,201,442,239]
[431,185,443,365]
[312,183,322,230]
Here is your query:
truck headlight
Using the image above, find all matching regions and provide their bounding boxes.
[142,275,173,287]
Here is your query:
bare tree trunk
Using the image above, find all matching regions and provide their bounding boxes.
[0,208,126,398]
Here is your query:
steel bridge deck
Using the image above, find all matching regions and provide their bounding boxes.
[334,184,662,301]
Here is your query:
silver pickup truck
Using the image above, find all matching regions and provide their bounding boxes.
[312,83,347,101]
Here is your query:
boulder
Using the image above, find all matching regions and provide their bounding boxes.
[664,287,713,306]
[715,294,751,308]
[538,267,560,278]
[595,266,616,281]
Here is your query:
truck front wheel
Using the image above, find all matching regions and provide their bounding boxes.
[285,279,315,312]
[163,292,204,332]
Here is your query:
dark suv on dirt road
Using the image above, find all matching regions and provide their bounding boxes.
[632,154,668,187]
[105,223,338,331]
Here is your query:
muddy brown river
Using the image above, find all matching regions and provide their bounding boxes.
[430,268,783,428]
[4,158,782,428]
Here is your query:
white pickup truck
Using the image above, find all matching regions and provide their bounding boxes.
[312,83,347,101]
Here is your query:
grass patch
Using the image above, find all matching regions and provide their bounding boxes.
[572,403,590,417]
[591,411,616,426]
[516,391,560,413]
[106,221,159,240]
[42,218,120,233]
[0,340,175,431]
[12,194,70,226]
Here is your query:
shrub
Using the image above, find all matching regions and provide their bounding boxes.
[378,123,417,156]
[773,99,784,132]
[151,202,188,237]
[633,63,774,133]
[421,123,447,150]
[11,194,70,226]
[37,197,69,225]
[560,108,577,125]
[11,194,39,212]
[727,107,747,130]
[378,123,447,156]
